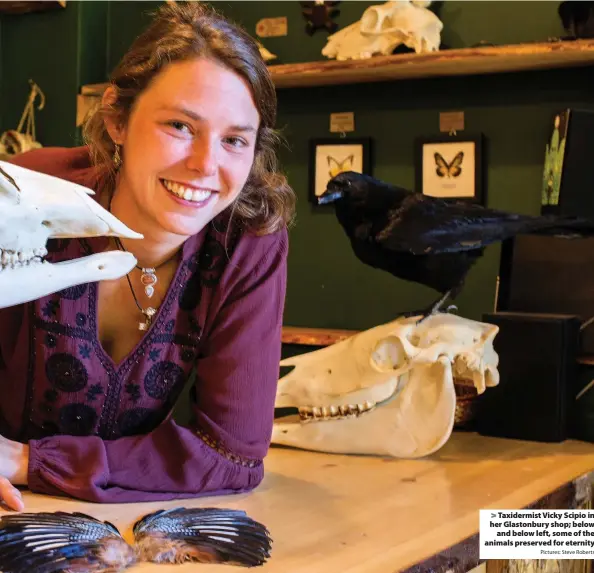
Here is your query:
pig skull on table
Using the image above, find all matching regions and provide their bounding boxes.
[0,160,142,309]
[322,0,443,61]
[273,313,499,458]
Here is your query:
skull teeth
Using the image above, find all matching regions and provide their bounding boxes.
[0,247,47,270]
[298,401,375,421]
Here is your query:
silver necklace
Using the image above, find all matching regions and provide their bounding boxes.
[138,266,157,298]
[114,237,159,331]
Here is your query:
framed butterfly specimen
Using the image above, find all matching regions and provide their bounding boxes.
[414,133,485,204]
[309,137,372,205]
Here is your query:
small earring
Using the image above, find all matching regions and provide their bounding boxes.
[113,144,122,169]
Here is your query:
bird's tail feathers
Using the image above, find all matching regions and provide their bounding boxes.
[525,215,594,237]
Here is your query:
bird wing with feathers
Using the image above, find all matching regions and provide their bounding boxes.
[0,507,272,573]
[134,507,272,566]
[376,191,594,255]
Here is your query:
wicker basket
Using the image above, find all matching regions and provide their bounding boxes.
[454,378,479,429]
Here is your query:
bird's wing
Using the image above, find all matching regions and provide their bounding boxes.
[374,193,533,255]
[0,511,136,573]
[133,507,272,567]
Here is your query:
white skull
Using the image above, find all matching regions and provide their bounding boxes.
[322,1,443,61]
[0,160,142,308]
[273,313,499,458]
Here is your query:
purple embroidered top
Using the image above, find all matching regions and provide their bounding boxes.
[0,147,288,503]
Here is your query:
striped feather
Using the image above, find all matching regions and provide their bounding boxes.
[0,512,136,573]
[133,507,272,567]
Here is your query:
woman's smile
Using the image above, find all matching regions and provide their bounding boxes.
[160,178,217,207]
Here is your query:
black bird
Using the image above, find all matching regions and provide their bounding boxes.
[0,507,272,572]
[318,171,594,319]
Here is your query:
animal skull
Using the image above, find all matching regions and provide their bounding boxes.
[0,160,142,308]
[322,0,443,61]
[273,313,499,458]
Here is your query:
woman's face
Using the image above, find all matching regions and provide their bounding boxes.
[112,57,260,238]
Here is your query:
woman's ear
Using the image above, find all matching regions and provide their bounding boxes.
[101,85,126,145]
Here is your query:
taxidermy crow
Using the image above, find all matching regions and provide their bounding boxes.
[0,507,272,572]
[318,171,594,319]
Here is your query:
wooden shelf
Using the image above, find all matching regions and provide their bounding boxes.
[281,326,357,346]
[268,39,594,88]
[77,39,594,124]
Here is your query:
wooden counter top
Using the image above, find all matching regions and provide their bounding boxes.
[10,432,594,572]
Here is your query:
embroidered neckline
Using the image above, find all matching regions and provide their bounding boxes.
[89,236,203,438]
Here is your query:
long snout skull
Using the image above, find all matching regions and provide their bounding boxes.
[0,161,142,308]
[322,1,443,61]
[273,313,499,458]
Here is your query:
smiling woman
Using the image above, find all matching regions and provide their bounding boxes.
[103,57,262,241]
[0,1,296,509]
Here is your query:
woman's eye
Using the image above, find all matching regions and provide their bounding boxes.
[224,136,248,148]
[168,121,191,134]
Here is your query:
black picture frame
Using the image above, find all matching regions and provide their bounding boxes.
[414,133,485,204]
[308,137,372,205]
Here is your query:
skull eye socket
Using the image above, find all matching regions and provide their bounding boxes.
[380,15,396,30]
[371,336,407,371]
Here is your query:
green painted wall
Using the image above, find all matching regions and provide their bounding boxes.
[2,1,593,331]
[0,1,107,146]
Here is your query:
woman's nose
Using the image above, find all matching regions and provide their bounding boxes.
[186,137,218,176]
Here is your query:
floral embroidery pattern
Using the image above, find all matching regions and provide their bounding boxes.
[144,361,185,400]
[45,353,89,392]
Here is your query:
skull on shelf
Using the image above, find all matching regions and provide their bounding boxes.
[322,0,443,60]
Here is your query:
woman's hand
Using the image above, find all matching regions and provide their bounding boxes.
[0,477,23,511]
[0,436,28,511]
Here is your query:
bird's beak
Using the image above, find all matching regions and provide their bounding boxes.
[317,189,344,205]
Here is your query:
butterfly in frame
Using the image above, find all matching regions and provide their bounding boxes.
[434,151,464,178]
[328,154,355,179]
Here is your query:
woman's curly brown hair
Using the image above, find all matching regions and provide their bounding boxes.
[83,1,295,235]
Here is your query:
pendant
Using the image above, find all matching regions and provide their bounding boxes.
[140,267,157,298]
[138,306,156,331]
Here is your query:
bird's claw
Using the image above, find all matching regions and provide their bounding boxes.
[396,303,458,325]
